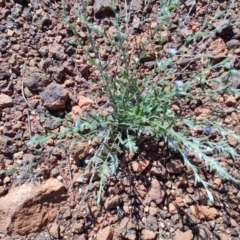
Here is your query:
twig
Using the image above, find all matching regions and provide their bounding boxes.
[26,109,32,140]
[21,79,33,140]
[21,78,33,110]
[58,144,73,185]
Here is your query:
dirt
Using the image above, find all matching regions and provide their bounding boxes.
[0,0,240,240]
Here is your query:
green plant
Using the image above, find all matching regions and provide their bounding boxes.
[29,0,240,204]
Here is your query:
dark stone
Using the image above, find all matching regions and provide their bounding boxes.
[24,72,51,93]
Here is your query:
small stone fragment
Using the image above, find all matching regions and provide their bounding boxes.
[62,206,72,219]
[226,39,240,49]
[132,160,150,173]
[49,223,59,239]
[104,195,122,210]
[227,135,238,147]
[50,168,60,178]
[141,229,156,240]
[39,46,49,56]
[0,66,10,80]
[72,222,84,234]
[181,28,193,37]
[190,205,218,220]
[78,95,94,108]
[150,161,168,179]
[24,72,50,93]
[97,226,113,240]
[208,38,228,62]
[3,176,11,184]
[49,43,66,60]
[93,0,114,18]
[48,66,65,83]
[169,202,177,213]
[32,9,52,28]
[131,0,143,12]
[148,179,165,204]
[225,95,236,107]
[0,93,13,108]
[69,141,90,164]
[41,82,68,110]
[174,229,194,240]
[166,160,184,174]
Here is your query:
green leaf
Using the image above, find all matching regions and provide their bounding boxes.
[6,166,15,175]
[213,11,226,20]
[185,36,193,44]
[194,31,205,38]
[135,104,141,115]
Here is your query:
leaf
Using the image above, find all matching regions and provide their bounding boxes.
[6,166,15,175]
[213,11,226,20]
[185,36,193,44]
[194,31,206,38]
[150,103,159,114]
[135,104,141,115]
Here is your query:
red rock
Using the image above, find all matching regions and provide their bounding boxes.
[174,229,193,240]
[72,222,84,234]
[166,160,184,174]
[49,43,65,60]
[3,176,10,184]
[141,229,156,240]
[219,233,230,240]
[78,95,94,108]
[0,94,13,108]
[132,160,150,173]
[104,195,122,210]
[190,205,218,220]
[97,226,113,240]
[230,218,238,227]
[41,82,68,110]
[227,135,238,147]
[69,141,90,163]
[208,38,228,62]
[72,105,81,115]
[0,178,66,236]
[148,179,165,204]
[49,223,59,239]
[195,107,212,117]
[169,202,177,213]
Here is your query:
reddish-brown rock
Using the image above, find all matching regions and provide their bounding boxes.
[190,205,218,220]
[227,135,238,147]
[0,178,67,236]
[141,229,156,240]
[41,82,68,110]
[132,159,150,173]
[69,141,90,163]
[97,226,113,240]
[174,229,193,240]
[148,179,165,204]
[0,93,13,108]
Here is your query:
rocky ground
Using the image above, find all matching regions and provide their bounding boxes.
[0,0,240,240]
